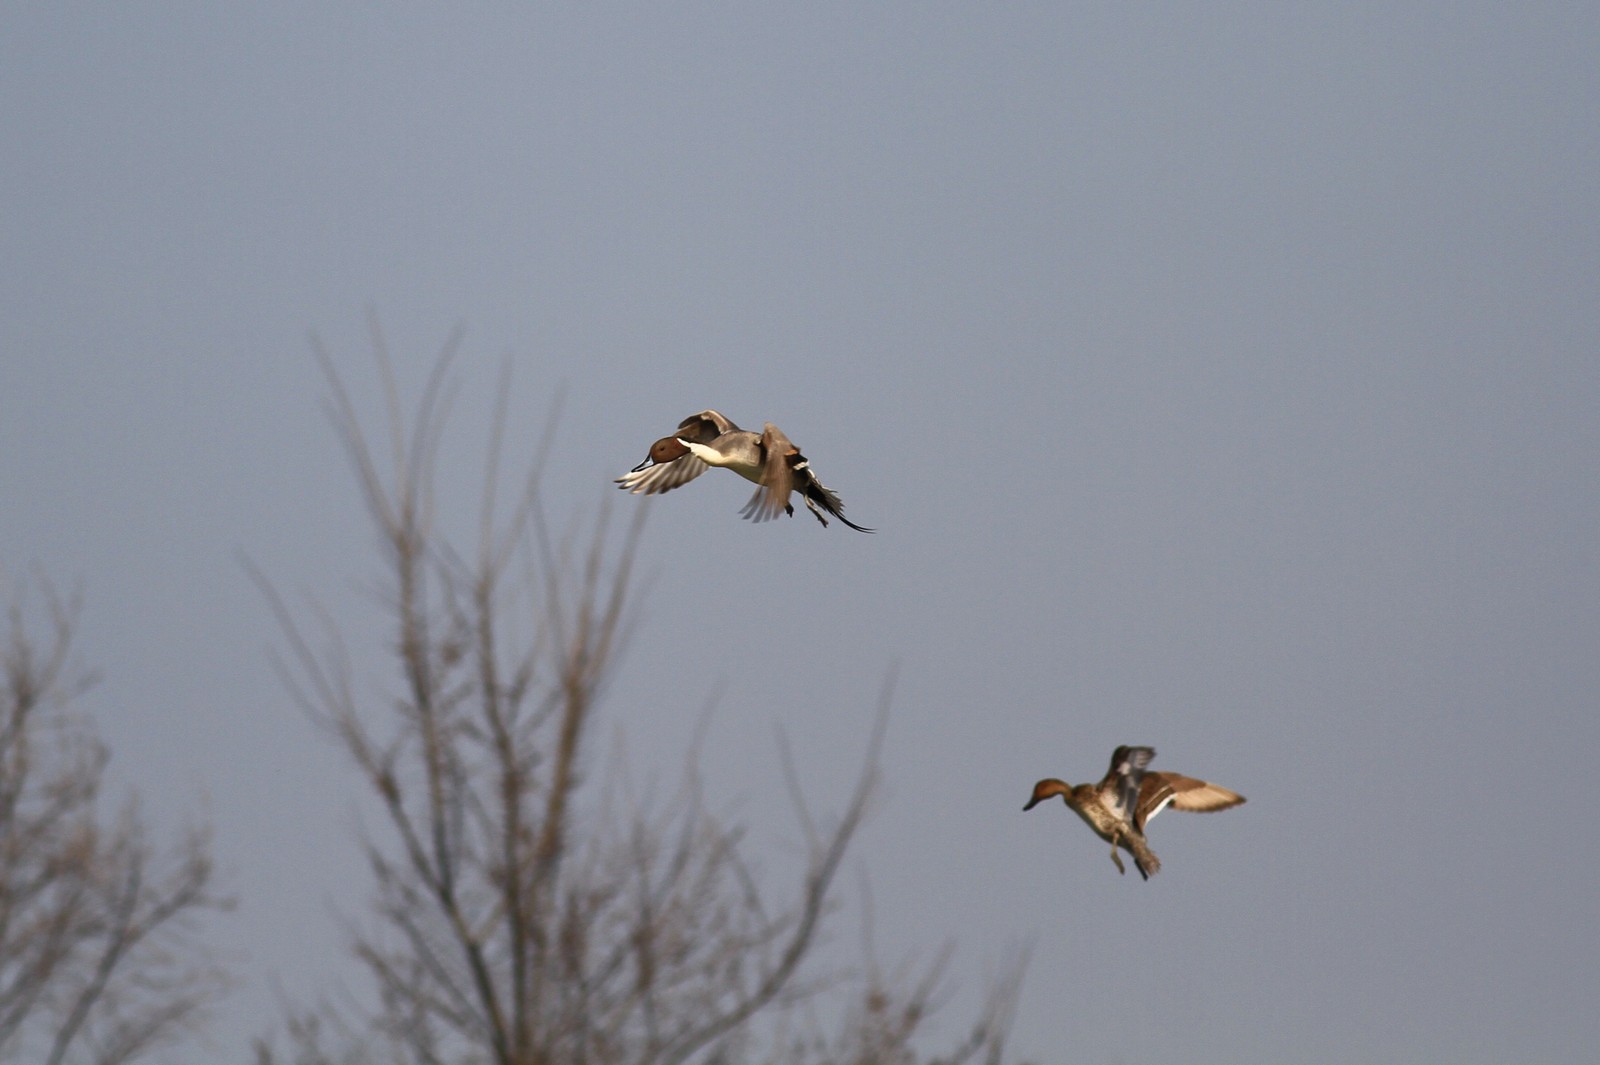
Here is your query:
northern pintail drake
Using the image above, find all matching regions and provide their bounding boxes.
[1023,746,1244,879]
[616,410,872,532]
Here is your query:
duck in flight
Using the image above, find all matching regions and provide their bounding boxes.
[1023,746,1244,879]
[617,410,872,532]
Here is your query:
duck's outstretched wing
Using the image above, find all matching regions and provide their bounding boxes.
[616,451,709,495]
[676,409,740,442]
[1135,773,1245,832]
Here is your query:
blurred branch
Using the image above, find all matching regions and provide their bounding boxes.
[0,578,231,1065]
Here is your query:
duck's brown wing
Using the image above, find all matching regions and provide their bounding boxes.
[1097,746,1154,826]
[676,409,740,443]
[1135,772,1245,832]
[738,423,796,522]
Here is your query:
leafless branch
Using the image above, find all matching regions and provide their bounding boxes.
[0,578,231,1065]
[254,333,1027,1065]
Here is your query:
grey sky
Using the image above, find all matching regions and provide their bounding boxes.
[4,4,1597,1063]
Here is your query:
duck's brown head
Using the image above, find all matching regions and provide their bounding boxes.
[1023,778,1072,811]
[632,436,691,472]
[653,436,690,462]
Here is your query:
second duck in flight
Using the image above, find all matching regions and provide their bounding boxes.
[617,410,872,532]
[1024,746,1245,880]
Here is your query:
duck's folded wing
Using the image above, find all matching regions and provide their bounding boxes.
[616,455,709,495]
[1135,773,1245,831]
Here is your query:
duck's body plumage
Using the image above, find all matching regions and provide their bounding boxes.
[1023,746,1244,879]
[617,409,871,531]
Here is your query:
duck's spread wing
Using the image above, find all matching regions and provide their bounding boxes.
[1135,773,1245,832]
[1099,745,1154,825]
[739,423,796,522]
[677,409,740,442]
[616,454,709,495]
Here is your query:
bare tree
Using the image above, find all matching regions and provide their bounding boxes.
[253,324,1025,1065]
[0,581,231,1065]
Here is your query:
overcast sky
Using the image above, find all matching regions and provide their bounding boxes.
[3,4,1597,1063]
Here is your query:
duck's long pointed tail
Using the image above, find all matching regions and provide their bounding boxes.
[800,481,874,533]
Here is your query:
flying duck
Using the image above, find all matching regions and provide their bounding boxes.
[617,410,872,532]
[1023,746,1244,879]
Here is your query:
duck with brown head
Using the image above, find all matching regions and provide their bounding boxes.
[617,409,872,531]
[1024,746,1244,880]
